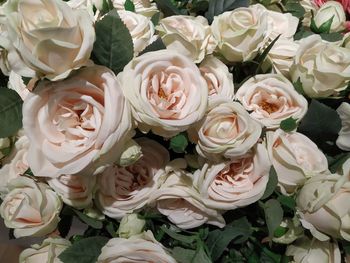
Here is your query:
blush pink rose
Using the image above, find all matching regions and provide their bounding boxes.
[23,65,133,178]
[119,50,208,138]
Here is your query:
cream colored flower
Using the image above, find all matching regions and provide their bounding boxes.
[119,50,208,138]
[296,159,350,241]
[211,4,269,62]
[291,35,350,98]
[97,231,177,263]
[235,74,308,129]
[96,138,169,219]
[118,10,156,55]
[1,0,95,80]
[286,236,341,263]
[266,129,328,195]
[199,55,234,99]
[192,97,262,162]
[193,144,270,210]
[150,160,225,229]
[19,237,71,263]
[314,1,346,32]
[112,0,158,17]
[0,134,29,198]
[23,66,133,178]
[118,213,146,238]
[336,102,350,151]
[0,177,62,238]
[157,15,216,63]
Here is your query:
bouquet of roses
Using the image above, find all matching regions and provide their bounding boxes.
[0,0,349,261]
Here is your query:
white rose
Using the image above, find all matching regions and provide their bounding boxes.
[119,139,142,166]
[23,65,133,178]
[19,237,71,263]
[118,213,146,238]
[199,55,235,100]
[119,50,208,138]
[0,177,62,237]
[7,71,29,100]
[97,231,177,263]
[112,0,158,17]
[150,159,225,229]
[266,129,328,195]
[314,1,346,32]
[96,138,169,219]
[336,102,350,151]
[67,0,95,21]
[291,35,350,98]
[47,174,96,209]
[1,0,95,81]
[156,15,216,63]
[265,7,299,40]
[193,143,270,210]
[286,236,341,263]
[235,74,308,129]
[267,38,299,78]
[343,32,350,48]
[300,0,319,27]
[0,134,29,198]
[118,11,156,55]
[296,159,350,241]
[211,4,269,62]
[191,97,262,162]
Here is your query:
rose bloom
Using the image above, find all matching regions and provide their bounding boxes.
[286,236,341,263]
[1,0,95,81]
[119,50,208,138]
[156,15,216,63]
[96,138,169,219]
[291,35,350,98]
[199,55,235,100]
[314,1,346,32]
[211,4,269,62]
[0,177,62,238]
[8,71,29,100]
[235,74,308,129]
[191,97,262,162]
[19,237,71,263]
[296,159,350,241]
[118,10,156,55]
[266,129,329,195]
[97,231,177,263]
[314,0,350,14]
[0,134,29,198]
[267,38,299,78]
[23,65,133,178]
[150,159,225,230]
[47,173,96,209]
[193,144,270,210]
[111,0,158,17]
[336,102,350,151]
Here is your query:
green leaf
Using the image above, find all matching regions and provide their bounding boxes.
[169,133,188,153]
[320,32,343,42]
[206,217,253,261]
[293,78,305,95]
[294,29,314,41]
[139,38,166,55]
[154,0,183,17]
[261,166,277,200]
[190,0,209,13]
[161,225,197,245]
[92,9,134,74]
[59,236,109,263]
[205,0,249,23]
[151,12,160,26]
[172,247,196,263]
[105,221,118,237]
[328,152,350,173]
[284,1,305,19]
[57,213,73,238]
[263,199,283,241]
[277,195,296,210]
[311,15,334,34]
[280,117,297,132]
[273,225,287,238]
[124,0,135,11]
[298,99,341,143]
[0,88,23,138]
[74,209,103,229]
[192,245,212,263]
[255,34,281,74]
